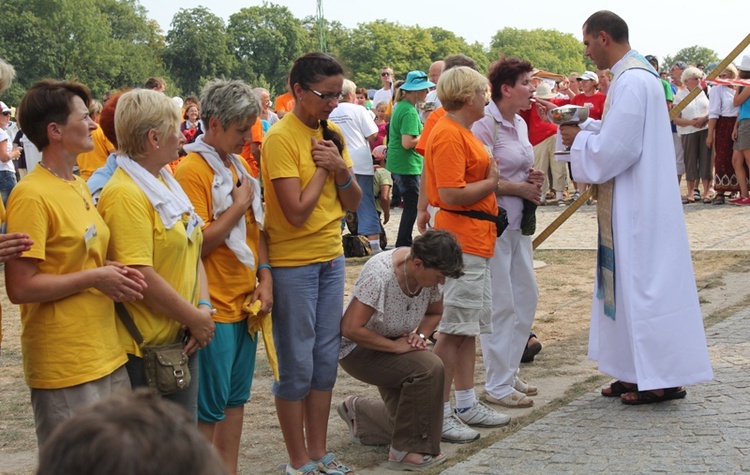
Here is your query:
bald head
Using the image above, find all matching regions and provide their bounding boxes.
[429,61,445,84]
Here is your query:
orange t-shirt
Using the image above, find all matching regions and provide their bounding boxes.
[274,92,295,114]
[424,115,497,258]
[415,107,447,156]
[240,119,264,178]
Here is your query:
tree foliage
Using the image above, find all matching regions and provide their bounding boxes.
[0,0,166,103]
[0,1,722,106]
[490,28,588,75]
[663,46,720,72]
[227,3,306,96]
[163,7,235,96]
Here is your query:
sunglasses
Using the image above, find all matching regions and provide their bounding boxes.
[380,72,391,77]
[303,85,342,102]
[2,112,10,116]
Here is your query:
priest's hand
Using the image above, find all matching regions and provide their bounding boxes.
[560,124,581,148]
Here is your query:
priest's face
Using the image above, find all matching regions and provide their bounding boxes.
[582,27,609,70]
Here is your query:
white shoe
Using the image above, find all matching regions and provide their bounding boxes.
[485,389,534,408]
[441,413,480,444]
[455,400,511,428]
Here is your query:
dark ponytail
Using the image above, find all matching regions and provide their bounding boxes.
[289,53,346,154]
[320,120,344,155]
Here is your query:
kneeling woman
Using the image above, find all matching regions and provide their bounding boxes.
[337,229,463,471]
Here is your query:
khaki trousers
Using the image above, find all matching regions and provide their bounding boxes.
[339,346,444,454]
[533,135,568,196]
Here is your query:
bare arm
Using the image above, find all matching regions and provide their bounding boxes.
[271,171,329,227]
[417,172,431,234]
[401,134,419,150]
[733,86,750,107]
[379,184,391,225]
[0,140,10,163]
[131,264,214,348]
[341,297,429,354]
[6,258,146,304]
[438,160,499,207]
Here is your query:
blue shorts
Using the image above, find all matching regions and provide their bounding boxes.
[271,255,345,401]
[197,320,257,423]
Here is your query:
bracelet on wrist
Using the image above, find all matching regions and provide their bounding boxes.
[257,263,272,272]
[336,173,354,190]
[197,299,213,309]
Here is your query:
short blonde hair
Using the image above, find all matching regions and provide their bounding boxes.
[438,66,489,112]
[115,89,180,161]
[723,64,739,79]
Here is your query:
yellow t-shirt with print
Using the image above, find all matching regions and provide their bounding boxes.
[6,166,127,389]
[98,169,203,356]
[175,153,259,323]
[261,113,353,267]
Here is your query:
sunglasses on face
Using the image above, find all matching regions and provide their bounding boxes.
[1,112,10,116]
[381,72,391,77]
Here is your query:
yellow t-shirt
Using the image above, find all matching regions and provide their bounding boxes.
[175,153,259,323]
[261,113,353,267]
[77,126,115,181]
[6,166,127,389]
[98,169,203,356]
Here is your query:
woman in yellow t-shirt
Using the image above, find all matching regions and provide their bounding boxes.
[176,79,272,474]
[97,89,215,420]
[261,53,361,475]
[5,80,147,446]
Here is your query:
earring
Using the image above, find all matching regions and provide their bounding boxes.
[156,145,160,149]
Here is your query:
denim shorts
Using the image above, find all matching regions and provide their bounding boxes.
[271,255,345,400]
[197,320,258,423]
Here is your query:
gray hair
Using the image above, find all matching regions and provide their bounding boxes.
[0,59,15,94]
[200,79,261,130]
[671,61,688,71]
[252,87,269,96]
[341,79,356,100]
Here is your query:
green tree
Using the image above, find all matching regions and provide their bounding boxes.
[664,46,720,71]
[0,0,168,103]
[227,3,306,96]
[489,28,587,75]
[164,7,235,96]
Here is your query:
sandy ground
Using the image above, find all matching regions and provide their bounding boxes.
[2,201,750,474]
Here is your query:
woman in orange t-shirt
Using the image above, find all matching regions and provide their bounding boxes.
[423,66,508,443]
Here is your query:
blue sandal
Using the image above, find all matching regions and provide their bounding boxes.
[315,453,354,475]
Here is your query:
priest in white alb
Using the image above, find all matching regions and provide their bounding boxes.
[558,10,713,405]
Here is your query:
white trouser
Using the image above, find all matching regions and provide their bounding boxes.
[480,229,539,399]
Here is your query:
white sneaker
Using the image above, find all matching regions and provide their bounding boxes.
[455,400,511,428]
[441,413,480,444]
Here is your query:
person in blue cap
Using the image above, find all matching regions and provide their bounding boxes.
[386,70,435,248]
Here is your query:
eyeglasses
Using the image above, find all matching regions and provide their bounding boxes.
[1,112,10,116]
[303,85,342,102]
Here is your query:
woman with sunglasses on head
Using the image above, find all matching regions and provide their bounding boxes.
[261,52,361,475]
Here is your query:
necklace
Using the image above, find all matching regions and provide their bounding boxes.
[403,255,421,297]
[39,161,91,210]
[446,112,470,130]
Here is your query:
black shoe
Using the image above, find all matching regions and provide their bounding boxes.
[521,339,542,363]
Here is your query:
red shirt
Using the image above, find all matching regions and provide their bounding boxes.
[571,92,606,120]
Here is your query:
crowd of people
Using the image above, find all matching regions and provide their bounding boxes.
[0,8,742,474]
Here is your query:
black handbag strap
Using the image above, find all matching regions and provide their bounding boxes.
[115,302,145,347]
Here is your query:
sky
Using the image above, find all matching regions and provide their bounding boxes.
[138,0,750,68]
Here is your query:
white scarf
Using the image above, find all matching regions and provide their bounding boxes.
[183,135,263,269]
[115,154,203,231]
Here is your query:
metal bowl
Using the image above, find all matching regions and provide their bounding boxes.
[548,105,590,125]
